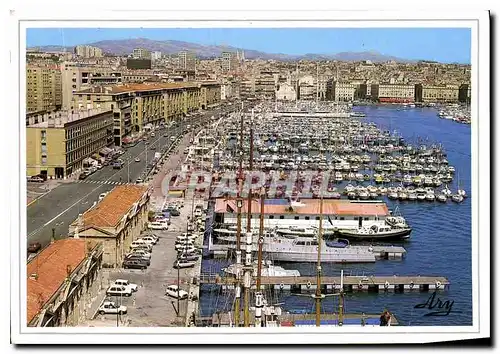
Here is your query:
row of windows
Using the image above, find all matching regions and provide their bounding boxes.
[67,138,107,166]
[65,119,111,140]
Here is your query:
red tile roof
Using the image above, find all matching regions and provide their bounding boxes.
[82,185,147,228]
[26,239,93,324]
[215,198,389,217]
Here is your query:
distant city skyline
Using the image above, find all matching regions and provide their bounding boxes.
[27,28,471,64]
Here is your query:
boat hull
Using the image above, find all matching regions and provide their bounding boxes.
[336,228,411,240]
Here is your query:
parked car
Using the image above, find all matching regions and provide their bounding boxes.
[165,285,188,300]
[139,236,157,245]
[79,172,89,180]
[98,301,127,315]
[113,279,138,292]
[135,157,141,162]
[164,206,180,216]
[130,244,153,253]
[148,221,168,230]
[28,176,44,183]
[140,233,159,242]
[135,178,143,184]
[125,254,151,266]
[106,285,132,297]
[122,259,148,270]
[129,249,151,259]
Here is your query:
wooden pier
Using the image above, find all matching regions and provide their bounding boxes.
[206,312,399,327]
[199,274,449,293]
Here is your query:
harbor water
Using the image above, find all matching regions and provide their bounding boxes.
[200,105,472,326]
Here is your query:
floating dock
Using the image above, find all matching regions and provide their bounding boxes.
[199,274,449,293]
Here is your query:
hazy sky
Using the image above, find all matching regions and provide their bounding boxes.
[26,28,471,63]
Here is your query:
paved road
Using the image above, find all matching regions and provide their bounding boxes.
[26,104,236,249]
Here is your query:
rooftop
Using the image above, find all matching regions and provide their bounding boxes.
[27,239,96,324]
[27,108,112,128]
[215,198,389,216]
[81,185,148,228]
[76,82,200,95]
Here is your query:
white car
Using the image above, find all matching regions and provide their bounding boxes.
[148,221,168,230]
[138,236,156,245]
[175,241,194,250]
[113,279,138,292]
[130,249,151,259]
[194,209,202,218]
[165,285,188,299]
[98,301,127,315]
[106,285,132,297]
[135,157,141,162]
[176,234,198,243]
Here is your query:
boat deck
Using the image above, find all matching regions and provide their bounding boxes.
[206,312,399,327]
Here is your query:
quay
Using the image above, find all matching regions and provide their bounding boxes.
[198,274,449,293]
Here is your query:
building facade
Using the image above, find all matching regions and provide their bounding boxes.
[326,81,357,102]
[415,84,460,103]
[178,50,196,71]
[26,65,62,113]
[221,52,238,73]
[69,185,150,268]
[132,48,151,59]
[27,239,103,327]
[74,83,207,145]
[60,62,123,110]
[275,82,297,101]
[74,45,103,58]
[199,82,222,109]
[26,108,113,179]
[371,83,415,103]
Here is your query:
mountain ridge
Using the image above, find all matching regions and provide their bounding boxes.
[28,38,421,63]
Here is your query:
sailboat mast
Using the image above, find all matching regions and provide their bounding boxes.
[234,105,244,327]
[256,187,265,290]
[315,194,324,327]
[339,269,344,326]
[243,109,255,327]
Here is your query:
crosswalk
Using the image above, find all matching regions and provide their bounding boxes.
[76,179,133,185]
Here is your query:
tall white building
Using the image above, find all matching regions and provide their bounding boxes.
[74,45,103,58]
[132,48,151,59]
[151,51,162,61]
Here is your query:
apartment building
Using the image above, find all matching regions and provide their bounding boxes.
[26,108,114,179]
[74,83,206,145]
[178,50,196,71]
[27,239,104,327]
[199,82,222,109]
[26,65,62,113]
[132,48,151,60]
[74,45,103,58]
[69,185,150,268]
[326,81,357,102]
[255,73,277,99]
[60,62,122,110]
[151,51,162,61]
[221,52,238,73]
[415,84,460,103]
[371,83,415,103]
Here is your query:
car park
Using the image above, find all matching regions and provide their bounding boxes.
[165,285,188,300]
[122,259,149,270]
[113,279,138,292]
[106,285,132,297]
[98,301,127,315]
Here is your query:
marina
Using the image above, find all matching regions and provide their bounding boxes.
[193,102,471,326]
